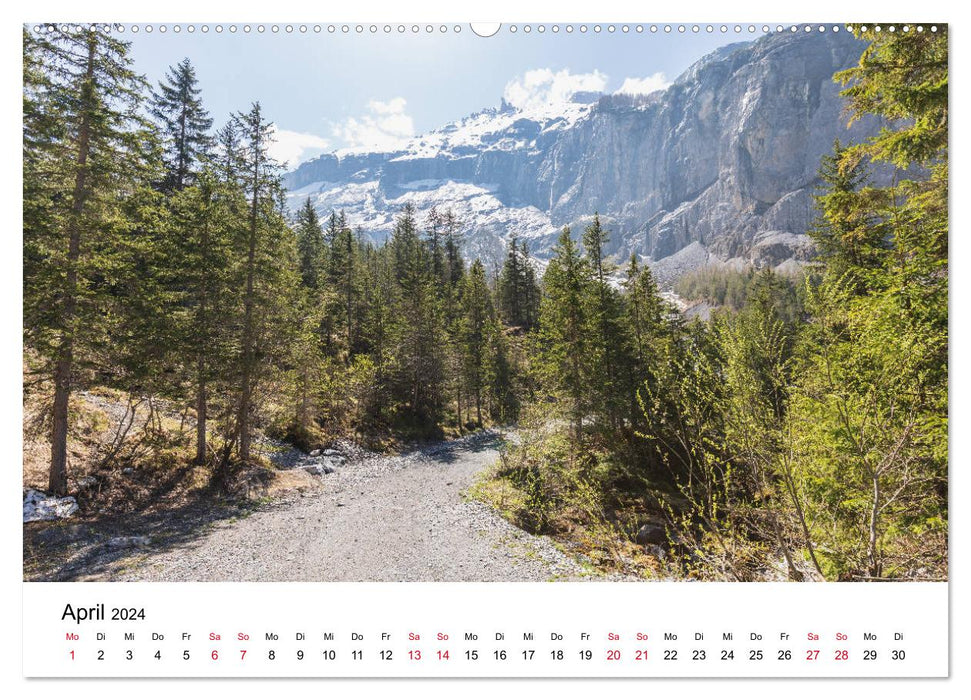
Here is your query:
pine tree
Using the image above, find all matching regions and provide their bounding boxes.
[581,214,626,428]
[294,198,324,290]
[498,236,523,326]
[459,260,491,426]
[442,209,465,289]
[520,241,541,330]
[810,140,883,286]
[484,310,517,423]
[497,236,541,330]
[436,209,466,427]
[623,255,664,368]
[327,211,359,358]
[425,206,446,286]
[537,227,590,441]
[149,57,213,192]
[622,254,672,425]
[388,204,446,427]
[215,121,243,184]
[167,170,245,465]
[229,102,283,465]
[24,26,155,495]
[789,26,949,579]
[358,243,396,426]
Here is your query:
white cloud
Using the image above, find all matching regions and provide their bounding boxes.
[615,72,671,97]
[333,97,415,151]
[267,126,330,167]
[503,68,608,110]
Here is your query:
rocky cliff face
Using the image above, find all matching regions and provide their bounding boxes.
[285,30,878,278]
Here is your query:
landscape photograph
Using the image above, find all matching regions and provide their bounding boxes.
[22,23,948,583]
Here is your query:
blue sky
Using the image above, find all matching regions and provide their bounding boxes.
[124,25,745,168]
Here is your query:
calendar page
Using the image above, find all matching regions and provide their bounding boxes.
[19,6,952,688]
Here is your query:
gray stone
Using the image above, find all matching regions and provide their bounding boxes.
[304,464,337,476]
[106,536,151,550]
[74,475,99,490]
[635,522,669,547]
[644,544,667,562]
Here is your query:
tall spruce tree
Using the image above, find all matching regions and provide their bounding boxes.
[537,227,590,441]
[519,241,540,330]
[24,26,155,494]
[789,26,948,578]
[149,58,213,192]
[388,203,446,426]
[327,211,359,358]
[459,260,491,426]
[498,236,523,326]
[229,102,283,465]
[582,214,626,428]
[497,236,540,330]
[168,169,245,465]
[294,198,324,290]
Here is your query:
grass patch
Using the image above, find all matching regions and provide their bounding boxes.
[469,422,665,580]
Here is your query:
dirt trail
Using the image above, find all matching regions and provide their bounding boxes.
[76,431,596,582]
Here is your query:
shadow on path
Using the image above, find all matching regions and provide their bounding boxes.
[23,494,293,582]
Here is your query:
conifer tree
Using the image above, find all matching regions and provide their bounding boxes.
[442,209,465,289]
[168,170,245,465]
[484,311,517,423]
[149,57,213,192]
[230,102,283,465]
[790,26,948,578]
[24,26,155,494]
[459,260,491,426]
[215,121,243,184]
[389,204,446,426]
[536,227,590,441]
[498,236,523,326]
[520,241,541,330]
[327,211,359,357]
[581,214,626,427]
[622,255,666,370]
[425,206,446,286]
[498,236,541,329]
[294,198,324,290]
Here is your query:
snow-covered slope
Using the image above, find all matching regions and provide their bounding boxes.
[285,178,557,264]
[285,94,600,262]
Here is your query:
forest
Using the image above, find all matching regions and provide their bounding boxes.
[23,26,947,581]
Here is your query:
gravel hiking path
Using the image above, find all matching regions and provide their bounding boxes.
[97,431,598,582]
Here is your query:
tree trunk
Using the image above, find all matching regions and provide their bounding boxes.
[50,352,73,496]
[345,233,354,355]
[475,369,482,426]
[176,107,187,190]
[194,205,211,465]
[49,36,96,496]
[868,470,881,577]
[238,116,261,463]
[299,365,310,433]
[783,468,824,578]
[194,358,207,465]
[456,380,462,431]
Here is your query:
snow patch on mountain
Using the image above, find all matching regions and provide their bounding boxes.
[333,97,597,161]
[285,178,559,263]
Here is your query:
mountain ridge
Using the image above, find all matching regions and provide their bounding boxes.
[284,30,878,279]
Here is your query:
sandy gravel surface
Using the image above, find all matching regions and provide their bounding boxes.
[101,431,598,582]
